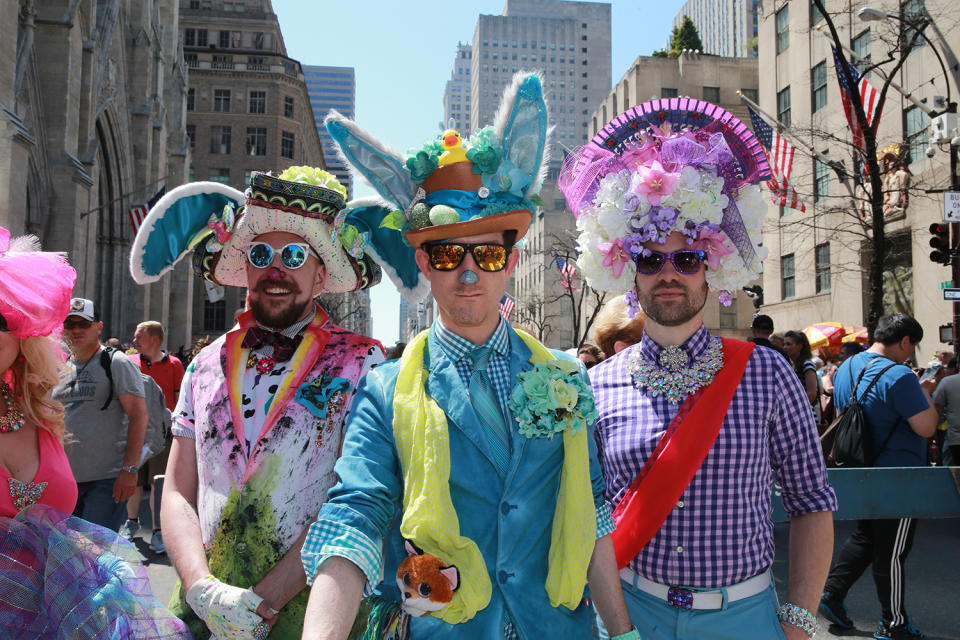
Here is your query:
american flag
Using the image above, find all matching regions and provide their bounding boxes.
[555,253,578,291]
[831,47,884,157]
[747,108,806,212]
[127,187,166,235]
[498,294,514,318]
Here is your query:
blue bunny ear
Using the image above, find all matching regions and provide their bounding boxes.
[325,111,418,210]
[340,197,430,303]
[129,182,245,284]
[493,72,550,196]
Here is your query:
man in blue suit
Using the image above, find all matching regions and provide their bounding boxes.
[299,73,636,640]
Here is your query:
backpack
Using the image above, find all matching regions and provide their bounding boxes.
[820,358,898,467]
[99,347,173,464]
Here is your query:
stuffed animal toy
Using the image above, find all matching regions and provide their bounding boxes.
[396,540,460,617]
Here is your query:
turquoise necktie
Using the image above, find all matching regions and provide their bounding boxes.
[468,346,510,474]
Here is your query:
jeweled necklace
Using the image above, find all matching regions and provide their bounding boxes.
[0,382,25,433]
[628,337,725,404]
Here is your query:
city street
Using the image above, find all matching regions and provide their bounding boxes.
[137,493,960,638]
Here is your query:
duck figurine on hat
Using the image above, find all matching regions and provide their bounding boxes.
[323,71,549,301]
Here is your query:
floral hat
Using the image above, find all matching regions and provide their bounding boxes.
[558,98,772,314]
[323,72,550,302]
[129,167,381,295]
[0,227,77,338]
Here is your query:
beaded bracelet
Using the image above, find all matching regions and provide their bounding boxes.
[776,602,820,638]
[610,628,640,640]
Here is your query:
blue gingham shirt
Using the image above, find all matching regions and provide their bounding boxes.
[590,325,836,588]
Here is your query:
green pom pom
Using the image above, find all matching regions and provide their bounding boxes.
[429,205,460,226]
[409,203,431,229]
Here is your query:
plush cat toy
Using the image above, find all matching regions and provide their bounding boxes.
[396,539,460,617]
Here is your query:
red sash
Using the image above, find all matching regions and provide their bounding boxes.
[611,338,755,568]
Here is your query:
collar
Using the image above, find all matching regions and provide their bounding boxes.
[434,317,511,364]
[254,305,318,339]
[139,350,170,367]
[639,324,712,365]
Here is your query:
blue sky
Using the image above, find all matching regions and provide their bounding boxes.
[272,0,687,346]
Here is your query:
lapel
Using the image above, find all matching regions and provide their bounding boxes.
[225,303,331,480]
[424,325,499,470]
[504,326,535,481]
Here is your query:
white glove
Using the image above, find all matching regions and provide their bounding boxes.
[186,575,266,640]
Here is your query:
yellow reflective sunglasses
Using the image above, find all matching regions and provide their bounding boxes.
[423,242,510,272]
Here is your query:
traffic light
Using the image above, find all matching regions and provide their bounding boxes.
[930,222,951,265]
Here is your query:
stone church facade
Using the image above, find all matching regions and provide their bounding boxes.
[0,0,193,350]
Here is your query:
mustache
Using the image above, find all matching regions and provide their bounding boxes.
[253,279,302,295]
[652,280,688,293]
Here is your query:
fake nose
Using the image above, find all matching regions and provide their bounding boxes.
[267,267,285,279]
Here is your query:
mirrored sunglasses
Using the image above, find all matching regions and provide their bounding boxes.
[63,318,94,330]
[634,249,707,275]
[424,242,509,272]
[246,242,315,270]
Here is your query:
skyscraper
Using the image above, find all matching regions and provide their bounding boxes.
[673,0,759,58]
[443,44,473,131]
[462,0,612,348]
[304,65,356,199]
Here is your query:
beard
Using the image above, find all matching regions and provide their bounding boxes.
[248,279,312,329]
[636,279,708,327]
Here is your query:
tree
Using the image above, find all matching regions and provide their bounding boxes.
[653,15,704,57]
[809,0,946,333]
[548,232,607,350]
[670,16,705,53]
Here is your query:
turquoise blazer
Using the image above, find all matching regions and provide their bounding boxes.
[313,323,607,639]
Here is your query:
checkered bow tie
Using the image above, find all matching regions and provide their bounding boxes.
[241,326,302,363]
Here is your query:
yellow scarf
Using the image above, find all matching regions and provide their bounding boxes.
[392,327,596,624]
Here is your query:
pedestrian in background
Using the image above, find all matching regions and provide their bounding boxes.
[53,298,146,531]
[820,313,938,640]
[120,320,184,555]
[933,363,960,466]
[588,294,645,359]
[747,313,789,361]
[784,330,821,421]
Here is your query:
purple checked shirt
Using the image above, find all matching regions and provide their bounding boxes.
[590,325,836,588]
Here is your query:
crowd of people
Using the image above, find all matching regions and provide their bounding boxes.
[1,74,952,640]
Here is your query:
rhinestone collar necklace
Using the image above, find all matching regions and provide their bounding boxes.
[628,337,725,404]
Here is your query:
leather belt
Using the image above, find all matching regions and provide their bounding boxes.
[619,568,772,610]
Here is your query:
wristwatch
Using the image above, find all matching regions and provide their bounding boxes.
[121,464,139,474]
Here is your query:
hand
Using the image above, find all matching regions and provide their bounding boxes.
[920,377,938,394]
[113,470,137,502]
[186,575,268,640]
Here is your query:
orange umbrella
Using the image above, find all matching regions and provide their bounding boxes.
[802,322,846,350]
[842,325,869,345]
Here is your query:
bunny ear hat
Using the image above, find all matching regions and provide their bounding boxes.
[128,169,381,296]
[325,71,551,303]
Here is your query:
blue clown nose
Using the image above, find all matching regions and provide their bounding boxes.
[460,270,479,285]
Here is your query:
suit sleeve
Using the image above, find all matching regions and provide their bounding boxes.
[301,364,402,594]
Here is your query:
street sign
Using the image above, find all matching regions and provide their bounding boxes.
[945,191,960,222]
[944,288,960,300]
[940,280,954,289]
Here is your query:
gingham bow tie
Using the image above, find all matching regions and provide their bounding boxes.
[241,327,302,363]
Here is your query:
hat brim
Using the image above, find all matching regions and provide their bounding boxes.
[213,204,358,295]
[404,210,532,249]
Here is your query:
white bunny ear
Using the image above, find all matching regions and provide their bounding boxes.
[326,110,417,210]
[493,72,551,196]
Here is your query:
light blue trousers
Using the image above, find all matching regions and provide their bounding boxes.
[597,577,787,640]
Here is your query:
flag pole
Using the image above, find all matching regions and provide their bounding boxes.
[738,91,857,199]
[815,25,934,117]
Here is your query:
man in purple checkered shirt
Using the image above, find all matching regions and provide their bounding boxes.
[558,99,837,640]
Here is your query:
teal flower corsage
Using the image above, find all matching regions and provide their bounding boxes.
[508,359,598,439]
